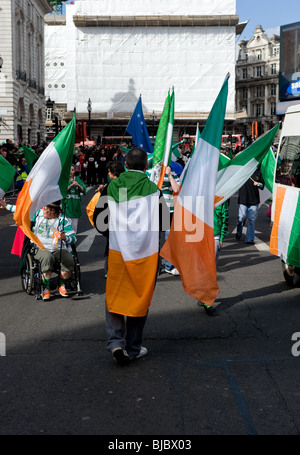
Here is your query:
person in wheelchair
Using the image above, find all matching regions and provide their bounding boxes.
[1,198,77,301]
[31,201,77,300]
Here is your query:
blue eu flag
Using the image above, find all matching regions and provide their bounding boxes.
[126,97,154,155]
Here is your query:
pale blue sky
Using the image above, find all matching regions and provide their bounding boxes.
[237,0,300,41]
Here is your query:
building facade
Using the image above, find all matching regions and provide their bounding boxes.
[45,0,243,142]
[235,25,280,143]
[0,0,52,145]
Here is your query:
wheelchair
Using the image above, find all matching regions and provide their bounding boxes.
[20,239,82,300]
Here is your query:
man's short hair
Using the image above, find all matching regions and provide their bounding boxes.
[106,161,126,177]
[126,147,148,171]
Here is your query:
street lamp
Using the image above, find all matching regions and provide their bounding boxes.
[0,56,3,72]
[87,98,92,140]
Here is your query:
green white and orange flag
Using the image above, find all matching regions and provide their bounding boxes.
[106,171,160,317]
[14,116,76,249]
[0,155,16,199]
[150,88,175,189]
[270,186,300,267]
[214,123,280,208]
[160,74,230,307]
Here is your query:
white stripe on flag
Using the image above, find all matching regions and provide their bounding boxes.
[108,193,160,261]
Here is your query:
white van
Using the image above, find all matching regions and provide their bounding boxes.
[271,104,300,287]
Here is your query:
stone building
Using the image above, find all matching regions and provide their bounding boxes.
[235,25,280,143]
[0,0,52,145]
[45,0,244,142]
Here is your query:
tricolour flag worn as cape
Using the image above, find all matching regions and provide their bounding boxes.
[126,96,154,155]
[270,186,300,267]
[160,75,229,306]
[214,123,280,208]
[14,116,76,249]
[0,155,16,199]
[106,171,160,317]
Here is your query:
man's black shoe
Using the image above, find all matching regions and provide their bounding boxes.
[245,241,255,245]
[112,348,130,366]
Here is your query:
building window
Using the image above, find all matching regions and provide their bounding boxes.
[256,66,262,77]
[271,63,277,75]
[271,102,276,115]
[242,68,248,79]
[273,46,279,55]
[255,104,262,116]
[242,88,248,100]
[256,86,262,97]
[257,50,262,60]
[271,84,277,96]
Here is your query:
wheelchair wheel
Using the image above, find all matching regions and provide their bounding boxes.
[21,253,34,294]
[69,244,82,295]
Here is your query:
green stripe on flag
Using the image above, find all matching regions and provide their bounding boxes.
[260,147,275,193]
[200,74,229,149]
[153,91,171,166]
[287,192,300,267]
[0,155,16,196]
[166,90,175,168]
[108,170,158,203]
[54,115,76,199]
[20,145,39,172]
[218,152,231,170]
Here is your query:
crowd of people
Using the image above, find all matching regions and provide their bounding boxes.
[2,136,286,366]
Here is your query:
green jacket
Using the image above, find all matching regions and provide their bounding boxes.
[214,201,229,242]
[63,176,87,218]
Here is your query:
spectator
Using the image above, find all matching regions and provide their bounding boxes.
[15,156,29,191]
[236,169,264,244]
[97,148,108,184]
[84,148,98,187]
[62,164,86,233]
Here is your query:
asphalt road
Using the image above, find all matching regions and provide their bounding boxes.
[0,189,299,437]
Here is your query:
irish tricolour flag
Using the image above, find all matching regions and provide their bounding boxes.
[14,116,76,249]
[270,186,300,267]
[106,171,160,317]
[150,88,175,189]
[215,123,280,208]
[160,74,229,306]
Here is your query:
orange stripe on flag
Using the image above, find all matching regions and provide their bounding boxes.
[160,203,219,306]
[214,195,224,207]
[270,186,286,256]
[13,179,45,250]
[157,164,167,190]
[106,249,158,317]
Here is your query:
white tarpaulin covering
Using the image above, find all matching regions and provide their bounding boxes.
[45,0,236,115]
[73,0,236,16]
